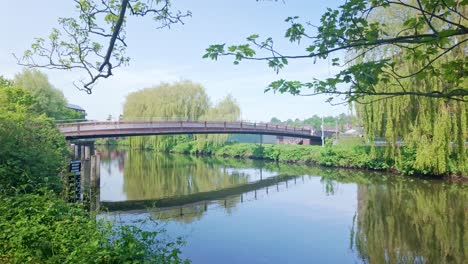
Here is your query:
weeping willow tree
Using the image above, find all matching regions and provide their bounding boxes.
[354,4,467,176]
[123,80,210,150]
[123,81,242,151]
[194,94,241,152]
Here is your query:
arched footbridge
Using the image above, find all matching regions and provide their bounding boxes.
[58,121,336,143]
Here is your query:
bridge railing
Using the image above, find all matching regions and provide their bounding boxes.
[57,120,319,136]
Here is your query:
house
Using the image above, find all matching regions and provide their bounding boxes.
[66,103,87,117]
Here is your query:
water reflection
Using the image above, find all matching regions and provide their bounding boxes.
[99,147,467,263]
[353,182,467,263]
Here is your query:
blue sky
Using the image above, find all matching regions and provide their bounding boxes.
[0,0,349,121]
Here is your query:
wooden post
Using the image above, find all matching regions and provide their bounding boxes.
[95,155,100,188]
[81,159,91,203]
[90,155,97,211]
[80,145,85,160]
[73,145,79,159]
[84,146,90,160]
[91,154,101,212]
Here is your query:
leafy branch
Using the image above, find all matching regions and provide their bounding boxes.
[204,0,467,102]
[15,0,190,94]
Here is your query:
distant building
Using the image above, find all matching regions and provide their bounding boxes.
[66,103,87,117]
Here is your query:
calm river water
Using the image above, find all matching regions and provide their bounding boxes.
[98,148,467,264]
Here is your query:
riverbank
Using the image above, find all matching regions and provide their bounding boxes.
[0,81,188,263]
[100,140,468,181]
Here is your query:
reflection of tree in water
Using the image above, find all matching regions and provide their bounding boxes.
[151,203,206,224]
[352,181,467,263]
[98,147,126,174]
[123,151,251,200]
[150,195,242,223]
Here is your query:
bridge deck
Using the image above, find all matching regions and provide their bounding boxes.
[58,121,333,140]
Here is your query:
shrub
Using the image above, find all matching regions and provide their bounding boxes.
[0,192,188,264]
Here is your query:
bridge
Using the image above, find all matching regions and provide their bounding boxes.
[58,121,335,143]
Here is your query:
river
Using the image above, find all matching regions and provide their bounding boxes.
[97,147,467,263]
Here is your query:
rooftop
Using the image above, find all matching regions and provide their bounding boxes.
[67,103,85,112]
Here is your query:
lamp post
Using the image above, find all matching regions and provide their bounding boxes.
[321,116,324,147]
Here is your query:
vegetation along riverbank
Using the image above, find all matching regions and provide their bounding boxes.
[99,79,467,180]
[0,73,188,263]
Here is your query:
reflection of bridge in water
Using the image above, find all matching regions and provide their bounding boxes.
[101,172,314,215]
[58,121,336,144]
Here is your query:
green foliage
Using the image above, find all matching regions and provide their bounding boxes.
[270,113,358,131]
[0,81,68,193]
[0,192,188,263]
[194,95,241,152]
[165,142,403,174]
[0,74,188,263]
[205,1,467,101]
[123,80,210,151]
[14,69,73,120]
[203,1,467,176]
[355,5,468,176]
[20,0,190,93]
[123,81,242,152]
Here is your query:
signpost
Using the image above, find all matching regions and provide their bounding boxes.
[68,160,81,202]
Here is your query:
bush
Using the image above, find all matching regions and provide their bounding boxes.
[0,192,188,264]
[0,111,68,193]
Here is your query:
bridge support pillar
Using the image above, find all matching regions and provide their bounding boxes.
[73,144,79,159]
[80,145,85,160]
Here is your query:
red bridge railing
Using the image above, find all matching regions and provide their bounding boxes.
[57,120,327,139]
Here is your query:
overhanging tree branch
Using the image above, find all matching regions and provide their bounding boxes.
[15,0,191,94]
[204,0,467,103]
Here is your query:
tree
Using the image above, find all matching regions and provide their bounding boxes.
[0,79,68,193]
[14,69,67,118]
[16,0,190,94]
[270,117,281,123]
[204,0,467,102]
[204,1,468,175]
[13,69,82,120]
[195,94,241,151]
[123,80,210,150]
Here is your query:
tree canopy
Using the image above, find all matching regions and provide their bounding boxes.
[13,69,85,120]
[204,0,467,103]
[122,80,241,151]
[270,113,357,131]
[195,95,241,151]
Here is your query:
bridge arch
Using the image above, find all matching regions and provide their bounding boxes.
[58,121,335,144]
